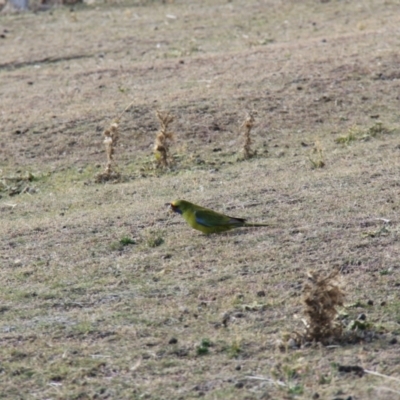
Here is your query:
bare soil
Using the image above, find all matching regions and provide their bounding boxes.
[1,1,400,399]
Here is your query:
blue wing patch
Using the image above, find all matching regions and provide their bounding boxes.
[195,211,213,227]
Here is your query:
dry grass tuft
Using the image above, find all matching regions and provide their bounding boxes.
[308,139,325,169]
[154,110,175,168]
[240,112,256,159]
[300,269,345,343]
[95,102,133,183]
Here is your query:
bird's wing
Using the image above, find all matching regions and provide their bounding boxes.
[194,210,245,227]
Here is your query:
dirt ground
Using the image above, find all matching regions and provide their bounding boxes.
[1,0,400,399]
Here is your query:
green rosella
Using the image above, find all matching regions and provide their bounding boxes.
[170,199,268,234]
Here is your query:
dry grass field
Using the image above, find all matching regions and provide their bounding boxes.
[1,0,400,398]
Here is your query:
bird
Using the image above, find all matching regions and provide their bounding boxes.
[169,199,268,234]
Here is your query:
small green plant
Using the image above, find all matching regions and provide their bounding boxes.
[74,321,94,335]
[318,374,331,385]
[10,367,35,379]
[227,339,241,358]
[348,319,371,331]
[196,338,211,356]
[335,125,360,144]
[283,366,298,380]
[288,384,304,395]
[110,237,136,251]
[119,237,136,246]
[367,121,393,137]
[145,230,165,248]
[361,225,389,238]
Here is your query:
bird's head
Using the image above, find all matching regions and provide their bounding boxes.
[170,199,188,215]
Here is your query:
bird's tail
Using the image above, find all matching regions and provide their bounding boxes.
[244,222,269,227]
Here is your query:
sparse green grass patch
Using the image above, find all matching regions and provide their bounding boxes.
[110,236,136,251]
[335,122,394,144]
[144,229,165,248]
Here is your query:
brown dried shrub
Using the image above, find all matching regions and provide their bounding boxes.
[302,269,345,343]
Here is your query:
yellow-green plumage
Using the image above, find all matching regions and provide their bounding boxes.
[170,199,268,234]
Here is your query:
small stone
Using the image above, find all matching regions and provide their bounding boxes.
[357,313,367,321]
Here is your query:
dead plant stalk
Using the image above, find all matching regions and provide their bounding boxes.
[95,101,133,183]
[241,113,256,159]
[154,110,175,167]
